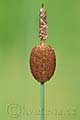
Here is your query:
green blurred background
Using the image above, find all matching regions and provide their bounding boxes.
[0,0,80,120]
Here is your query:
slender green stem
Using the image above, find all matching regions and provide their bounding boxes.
[40,83,44,120]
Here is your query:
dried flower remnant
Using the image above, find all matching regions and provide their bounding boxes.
[39,4,48,41]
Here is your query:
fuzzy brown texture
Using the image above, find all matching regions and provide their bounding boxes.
[30,43,56,84]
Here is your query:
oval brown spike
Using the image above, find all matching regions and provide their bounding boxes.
[30,4,56,83]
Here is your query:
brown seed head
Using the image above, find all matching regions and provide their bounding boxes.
[30,4,56,84]
[30,43,56,84]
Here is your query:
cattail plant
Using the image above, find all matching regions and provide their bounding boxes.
[29,4,56,120]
